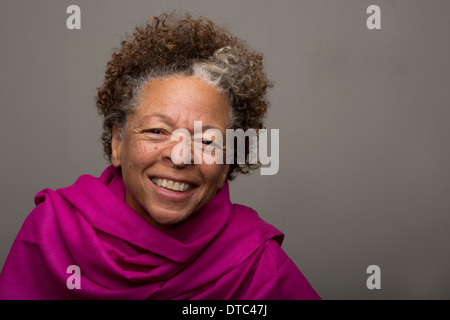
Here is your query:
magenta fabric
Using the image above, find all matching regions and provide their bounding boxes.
[0,166,320,300]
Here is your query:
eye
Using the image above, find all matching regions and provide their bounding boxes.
[142,128,164,135]
[202,139,213,145]
[201,139,223,152]
[142,128,168,141]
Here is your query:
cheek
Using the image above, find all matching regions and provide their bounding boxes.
[200,164,227,184]
[123,142,161,168]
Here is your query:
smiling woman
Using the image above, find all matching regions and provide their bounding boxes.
[0,13,320,300]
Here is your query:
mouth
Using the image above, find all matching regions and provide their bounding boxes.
[150,177,195,192]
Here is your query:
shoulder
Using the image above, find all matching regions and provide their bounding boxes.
[260,239,322,299]
[232,238,321,300]
[20,170,101,239]
[228,204,285,245]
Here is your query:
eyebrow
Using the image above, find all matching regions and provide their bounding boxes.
[201,125,225,133]
[139,113,174,125]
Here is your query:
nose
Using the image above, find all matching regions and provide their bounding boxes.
[160,138,192,168]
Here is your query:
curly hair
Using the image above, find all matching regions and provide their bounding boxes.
[96,13,272,180]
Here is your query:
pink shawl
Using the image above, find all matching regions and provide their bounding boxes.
[0,166,320,299]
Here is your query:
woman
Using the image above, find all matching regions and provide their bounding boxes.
[0,14,320,300]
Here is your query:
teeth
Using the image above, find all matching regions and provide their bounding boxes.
[150,178,193,192]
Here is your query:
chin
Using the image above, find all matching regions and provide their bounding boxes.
[146,209,192,229]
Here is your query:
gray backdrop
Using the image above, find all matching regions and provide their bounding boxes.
[1,0,449,299]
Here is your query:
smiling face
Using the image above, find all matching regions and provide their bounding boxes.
[111,77,230,229]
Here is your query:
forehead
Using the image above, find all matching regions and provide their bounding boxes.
[133,77,231,128]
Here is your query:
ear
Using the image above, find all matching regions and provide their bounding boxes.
[217,164,230,190]
[111,126,123,168]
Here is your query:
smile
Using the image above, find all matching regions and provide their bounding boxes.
[150,177,194,192]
